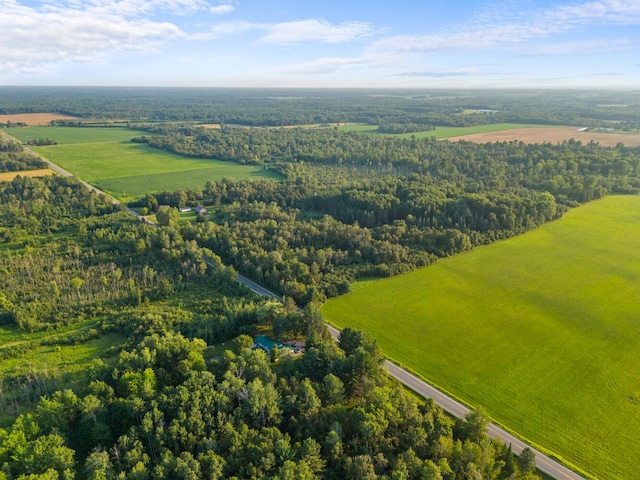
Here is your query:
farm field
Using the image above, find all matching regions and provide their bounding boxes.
[2,126,281,200]
[0,113,82,125]
[336,122,545,138]
[0,169,54,181]
[335,122,640,146]
[322,195,640,480]
[446,126,640,147]
[2,126,138,144]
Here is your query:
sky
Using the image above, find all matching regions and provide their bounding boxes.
[1,0,639,88]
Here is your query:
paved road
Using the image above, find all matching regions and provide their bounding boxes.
[6,130,584,480]
[325,324,585,480]
[236,274,283,300]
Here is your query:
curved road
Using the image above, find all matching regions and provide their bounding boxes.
[6,131,585,480]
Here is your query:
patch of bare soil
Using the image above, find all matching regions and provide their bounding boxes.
[0,113,82,125]
[446,127,640,147]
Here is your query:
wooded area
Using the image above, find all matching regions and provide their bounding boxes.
[131,125,640,304]
[2,87,639,479]
[0,173,540,480]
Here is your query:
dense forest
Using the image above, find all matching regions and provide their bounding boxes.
[0,174,542,479]
[1,87,640,128]
[131,125,640,304]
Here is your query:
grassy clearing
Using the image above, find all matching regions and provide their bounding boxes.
[322,195,640,480]
[0,333,119,379]
[0,322,124,426]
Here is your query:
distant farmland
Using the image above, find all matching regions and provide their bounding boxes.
[323,195,640,480]
[3,126,280,200]
[336,122,640,146]
[336,123,546,138]
[4,126,138,144]
[446,126,640,147]
[0,113,82,125]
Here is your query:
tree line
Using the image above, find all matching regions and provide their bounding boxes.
[1,86,638,129]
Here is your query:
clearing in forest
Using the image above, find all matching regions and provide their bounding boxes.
[323,195,640,480]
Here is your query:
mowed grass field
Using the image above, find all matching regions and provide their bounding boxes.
[2,127,281,200]
[322,195,640,480]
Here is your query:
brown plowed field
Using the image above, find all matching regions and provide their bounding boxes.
[447,126,640,147]
[0,113,81,125]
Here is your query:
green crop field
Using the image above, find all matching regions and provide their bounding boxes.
[322,195,640,480]
[2,126,141,144]
[335,123,545,139]
[2,126,281,200]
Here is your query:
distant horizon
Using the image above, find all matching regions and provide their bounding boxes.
[2,1,639,89]
[1,85,638,92]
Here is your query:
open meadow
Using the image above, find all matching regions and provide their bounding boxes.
[2,126,280,200]
[322,195,640,480]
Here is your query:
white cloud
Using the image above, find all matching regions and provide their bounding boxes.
[394,68,479,78]
[277,51,408,75]
[258,19,373,45]
[202,18,374,44]
[0,0,194,76]
[279,56,368,75]
[548,0,640,26]
[38,0,217,17]
[525,39,634,56]
[210,3,235,15]
[202,20,257,39]
[369,0,640,55]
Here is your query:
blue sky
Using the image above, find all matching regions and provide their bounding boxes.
[1,0,639,88]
